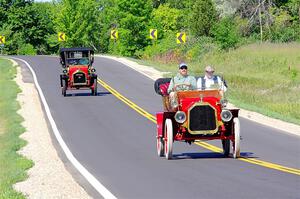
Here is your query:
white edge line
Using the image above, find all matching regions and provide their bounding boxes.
[11,57,117,199]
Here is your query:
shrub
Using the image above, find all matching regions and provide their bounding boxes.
[211,17,240,50]
[17,43,36,55]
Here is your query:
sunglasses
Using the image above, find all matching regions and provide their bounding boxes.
[206,70,214,73]
[180,66,187,70]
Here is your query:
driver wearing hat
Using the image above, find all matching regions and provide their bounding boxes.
[167,63,196,94]
[167,63,196,108]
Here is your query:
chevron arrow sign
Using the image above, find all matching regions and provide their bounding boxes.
[58,32,66,42]
[111,30,118,40]
[0,36,5,44]
[176,32,186,44]
[150,29,157,40]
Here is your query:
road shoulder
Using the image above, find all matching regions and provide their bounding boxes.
[12,59,91,199]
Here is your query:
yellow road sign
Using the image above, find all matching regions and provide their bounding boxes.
[58,32,66,42]
[149,29,157,40]
[111,30,118,40]
[176,32,186,44]
[0,36,5,44]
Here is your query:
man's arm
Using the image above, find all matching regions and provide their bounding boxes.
[196,77,202,90]
[217,76,227,92]
[189,76,197,90]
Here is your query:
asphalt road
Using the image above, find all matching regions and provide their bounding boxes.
[13,56,300,199]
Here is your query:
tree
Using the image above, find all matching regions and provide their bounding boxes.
[165,0,192,9]
[0,0,34,24]
[211,17,240,49]
[1,0,55,54]
[236,0,299,42]
[152,0,167,8]
[108,0,153,57]
[214,0,242,17]
[287,0,300,21]
[56,0,101,50]
[150,3,182,37]
[189,0,217,37]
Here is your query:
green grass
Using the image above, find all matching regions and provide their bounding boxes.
[134,42,300,125]
[0,58,33,199]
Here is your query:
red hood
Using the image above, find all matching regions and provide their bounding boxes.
[69,65,89,74]
[177,90,222,120]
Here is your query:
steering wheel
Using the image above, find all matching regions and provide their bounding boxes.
[174,83,191,91]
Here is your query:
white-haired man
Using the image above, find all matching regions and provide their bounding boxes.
[197,65,227,93]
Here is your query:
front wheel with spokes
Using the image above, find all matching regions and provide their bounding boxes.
[232,118,241,158]
[164,119,173,160]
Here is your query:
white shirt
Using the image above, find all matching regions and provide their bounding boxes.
[197,75,227,92]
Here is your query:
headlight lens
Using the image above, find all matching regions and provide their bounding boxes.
[174,111,186,123]
[221,110,233,122]
[63,69,68,74]
[91,68,96,73]
[220,99,228,107]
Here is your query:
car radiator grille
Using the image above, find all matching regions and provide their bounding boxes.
[73,72,86,84]
[189,105,216,132]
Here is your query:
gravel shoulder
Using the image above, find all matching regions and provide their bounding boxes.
[12,59,91,199]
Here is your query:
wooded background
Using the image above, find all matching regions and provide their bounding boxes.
[0,0,299,57]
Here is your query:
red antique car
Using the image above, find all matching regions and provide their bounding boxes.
[154,78,240,159]
[59,47,97,96]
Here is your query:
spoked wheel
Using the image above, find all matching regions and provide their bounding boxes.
[164,119,173,160]
[156,137,164,157]
[232,118,241,158]
[222,139,230,157]
[62,80,67,97]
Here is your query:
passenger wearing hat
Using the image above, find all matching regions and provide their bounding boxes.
[167,63,196,108]
[197,65,227,92]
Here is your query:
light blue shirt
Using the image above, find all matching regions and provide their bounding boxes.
[167,73,197,94]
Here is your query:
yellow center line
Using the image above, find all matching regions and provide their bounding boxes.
[97,78,300,176]
[98,79,156,123]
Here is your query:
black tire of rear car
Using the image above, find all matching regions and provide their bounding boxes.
[92,76,97,96]
[62,79,67,97]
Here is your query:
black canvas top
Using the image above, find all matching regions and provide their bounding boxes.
[59,47,94,61]
[59,47,94,54]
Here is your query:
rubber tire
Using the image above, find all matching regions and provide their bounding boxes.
[164,119,173,160]
[232,118,241,158]
[62,79,67,97]
[156,137,164,157]
[93,80,98,96]
[222,139,230,157]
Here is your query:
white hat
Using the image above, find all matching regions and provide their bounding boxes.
[179,62,188,69]
[205,65,214,72]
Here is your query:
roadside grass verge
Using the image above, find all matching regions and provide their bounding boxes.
[133,42,300,125]
[0,58,33,199]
